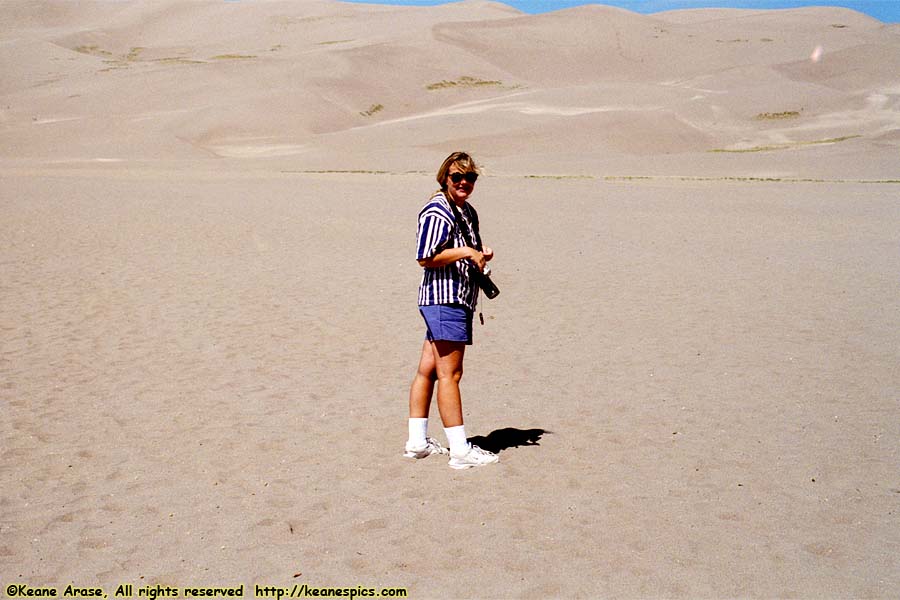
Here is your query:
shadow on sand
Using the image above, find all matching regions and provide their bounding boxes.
[468,427,550,454]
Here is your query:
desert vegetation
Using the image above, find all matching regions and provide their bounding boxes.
[426,76,504,91]
[210,54,256,60]
[74,44,113,57]
[756,111,801,120]
[710,135,861,153]
[359,104,384,117]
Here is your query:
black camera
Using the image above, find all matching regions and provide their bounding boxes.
[472,265,500,299]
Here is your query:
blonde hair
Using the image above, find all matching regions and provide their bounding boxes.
[436,151,480,191]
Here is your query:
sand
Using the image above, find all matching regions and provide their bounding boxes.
[1,1,898,598]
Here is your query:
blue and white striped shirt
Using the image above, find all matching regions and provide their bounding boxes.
[416,192,481,310]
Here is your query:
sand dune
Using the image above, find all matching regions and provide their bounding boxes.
[1,0,898,175]
[2,2,899,598]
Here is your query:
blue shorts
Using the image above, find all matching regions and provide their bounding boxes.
[419,304,473,345]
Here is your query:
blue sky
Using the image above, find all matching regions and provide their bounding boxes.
[341,0,900,22]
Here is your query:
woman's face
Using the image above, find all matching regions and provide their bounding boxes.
[445,164,476,205]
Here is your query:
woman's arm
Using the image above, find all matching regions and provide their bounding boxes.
[418,246,486,271]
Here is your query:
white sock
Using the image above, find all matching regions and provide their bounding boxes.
[407,418,428,448]
[444,425,470,456]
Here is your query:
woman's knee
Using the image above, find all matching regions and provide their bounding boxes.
[415,342,436,379]
[437,364,463,384]
[417,364,438,382]
[427,340,465,384]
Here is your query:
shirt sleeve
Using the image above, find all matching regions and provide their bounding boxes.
[416,205,453,261]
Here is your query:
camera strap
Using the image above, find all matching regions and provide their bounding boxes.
[445,196,481,252]
[446,195,487,325]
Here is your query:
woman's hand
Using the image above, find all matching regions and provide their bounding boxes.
[469,247,487,272]
[482,246,494,262]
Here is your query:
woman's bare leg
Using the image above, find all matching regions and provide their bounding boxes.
[431,340,466,428]
[409,340,437,419]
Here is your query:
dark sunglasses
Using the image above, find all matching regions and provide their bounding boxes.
[449,171,479,184]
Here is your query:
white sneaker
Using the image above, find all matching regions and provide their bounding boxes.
[403,437,449,459]
[448,445,499,470]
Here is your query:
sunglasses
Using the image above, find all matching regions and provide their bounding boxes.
[449,171,479,184]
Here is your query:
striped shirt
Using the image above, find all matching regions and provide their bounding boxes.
[416,192,481,310]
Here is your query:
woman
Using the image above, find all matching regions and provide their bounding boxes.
[404,151,499,470]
